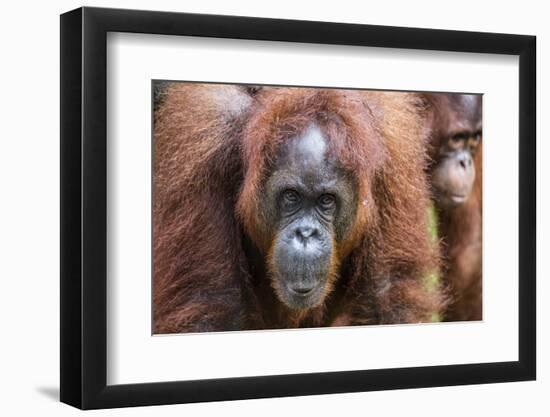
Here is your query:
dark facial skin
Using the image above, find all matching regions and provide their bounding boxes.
[261,123,357,310]
[431,95,481,208]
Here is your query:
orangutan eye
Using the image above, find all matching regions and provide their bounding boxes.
[318,194,336,210]
[452,132,467,141]
[281,189,302,212]
[447,133,466,150]
[283,189,300,203]
[467,133,481,154]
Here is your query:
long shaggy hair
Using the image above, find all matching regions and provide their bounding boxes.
[153,83,444,333]
[421,93,482,321]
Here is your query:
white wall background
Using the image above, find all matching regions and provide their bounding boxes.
[0,0,545,415]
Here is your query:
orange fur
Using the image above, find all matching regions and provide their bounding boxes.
[437,146,482,321]
[153,83,444,333]
[422,92,483,321]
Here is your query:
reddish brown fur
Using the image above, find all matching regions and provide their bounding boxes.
[436,147,482,321]
[423,94,482,321]
[153,83,444,333]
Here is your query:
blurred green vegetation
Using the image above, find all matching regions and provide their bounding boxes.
[425,204,441,323]
[427,203,439,244]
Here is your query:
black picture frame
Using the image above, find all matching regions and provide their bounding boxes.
[60,6,536,410]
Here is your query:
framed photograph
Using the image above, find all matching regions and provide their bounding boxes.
[60,6,536,410]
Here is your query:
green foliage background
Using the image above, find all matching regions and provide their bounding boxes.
[426,204,441,322]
